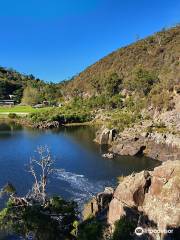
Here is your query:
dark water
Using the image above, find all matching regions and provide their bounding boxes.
[0,122,160,209]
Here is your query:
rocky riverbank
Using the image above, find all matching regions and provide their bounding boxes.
[83,160,180,240]
[95,119,180,161]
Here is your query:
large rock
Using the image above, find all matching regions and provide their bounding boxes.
[108,199,125,226]
[111,141,146,156]
[142,161,180,230]
[109,127,180,161]
[108,171,151,225]
[107,160,180,238]
[94,127,116,145]
[35,121,59,129]
[95,118,180,161]
[83,187,114,220]
[114,171,151,207]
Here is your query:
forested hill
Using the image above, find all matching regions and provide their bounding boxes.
[0,25,179,106]
[0,67,62,103]
[64,25,180,97]
[0,67,44,101]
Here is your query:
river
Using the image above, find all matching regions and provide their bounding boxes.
[0,122,160,210]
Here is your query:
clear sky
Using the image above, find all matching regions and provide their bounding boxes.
[0,0,179,82]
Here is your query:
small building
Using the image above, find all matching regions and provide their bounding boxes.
[9,95,15,100]
[0,100,15,106]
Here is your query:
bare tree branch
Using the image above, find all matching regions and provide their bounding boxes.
[27,146,54,204]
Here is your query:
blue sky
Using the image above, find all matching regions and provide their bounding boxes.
[0,0,179,82]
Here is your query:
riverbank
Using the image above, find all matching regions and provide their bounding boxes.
[83,160,180,240]
[1,109,179,163]
[95,121,180,162]
[1,96,180,163]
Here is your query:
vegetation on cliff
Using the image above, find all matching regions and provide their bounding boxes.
[64,25,180,98]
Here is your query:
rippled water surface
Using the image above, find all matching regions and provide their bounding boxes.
[0,122,160,208]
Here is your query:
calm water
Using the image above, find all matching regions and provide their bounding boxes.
[0,122,160,209]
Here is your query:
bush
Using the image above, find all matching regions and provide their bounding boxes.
[8,113,17,119]
[125,68,158,96]
[0,196,78,240]
[29,106,93,124]
[124,96,147,113]
[150,90,173,111]
[106,110,141,132]
[78,217,103,240]
[112,217,136,240]
[117,175,125,184]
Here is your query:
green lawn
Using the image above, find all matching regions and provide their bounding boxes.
[0,105,53,114]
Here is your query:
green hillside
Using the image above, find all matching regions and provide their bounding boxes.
[0,26,180,127]
[64,25,180,100]
[0,67,62,104]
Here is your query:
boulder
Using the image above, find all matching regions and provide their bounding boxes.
[142,161,180,231]
[83,197,99,220]
[83,187,114,220]
[107,160,180,238]
[35,121,59,129]
[110,137,146,156]
[113,171,151,207]
[94,127,116,145]
[102,153,114,159]
[108,198,125,226]
[109,129,180,161]
[108,171,151,225]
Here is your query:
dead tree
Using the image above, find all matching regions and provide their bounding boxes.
[28,146,54,204]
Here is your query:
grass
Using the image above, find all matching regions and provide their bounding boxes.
[0,106,53,114]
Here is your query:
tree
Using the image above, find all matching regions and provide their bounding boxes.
[0,81,20,100]
[90,76,103,94]
[21,86,41,105]
[104,72,122,96]
[41,84,61,102]
[0,146,78,239]
[28,146,54,204]
[127,68,158,96]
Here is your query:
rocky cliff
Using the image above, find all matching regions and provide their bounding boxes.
[84,160,180,239]
[95,122,180,161]
[110,119,180,161]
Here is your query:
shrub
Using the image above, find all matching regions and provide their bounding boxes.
[78,217,103,240]
[112,217,136,240]
[117,175,125,184]
[106,110,141,132]
[8,113,17,119]
[29,106,93,124]
[150,90,173,111]
[125,68,158,96]
[0,197,77,239]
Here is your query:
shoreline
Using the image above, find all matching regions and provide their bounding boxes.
[0,116,102,128]
[1,117,179,163]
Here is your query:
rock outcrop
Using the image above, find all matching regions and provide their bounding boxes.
[83,187,114,220]
[94,127,117,145]
[91,160,180,239]
[102,153,114,159]
[142,161,180,231]
[108,120,180,161]
[35,121,60,129]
